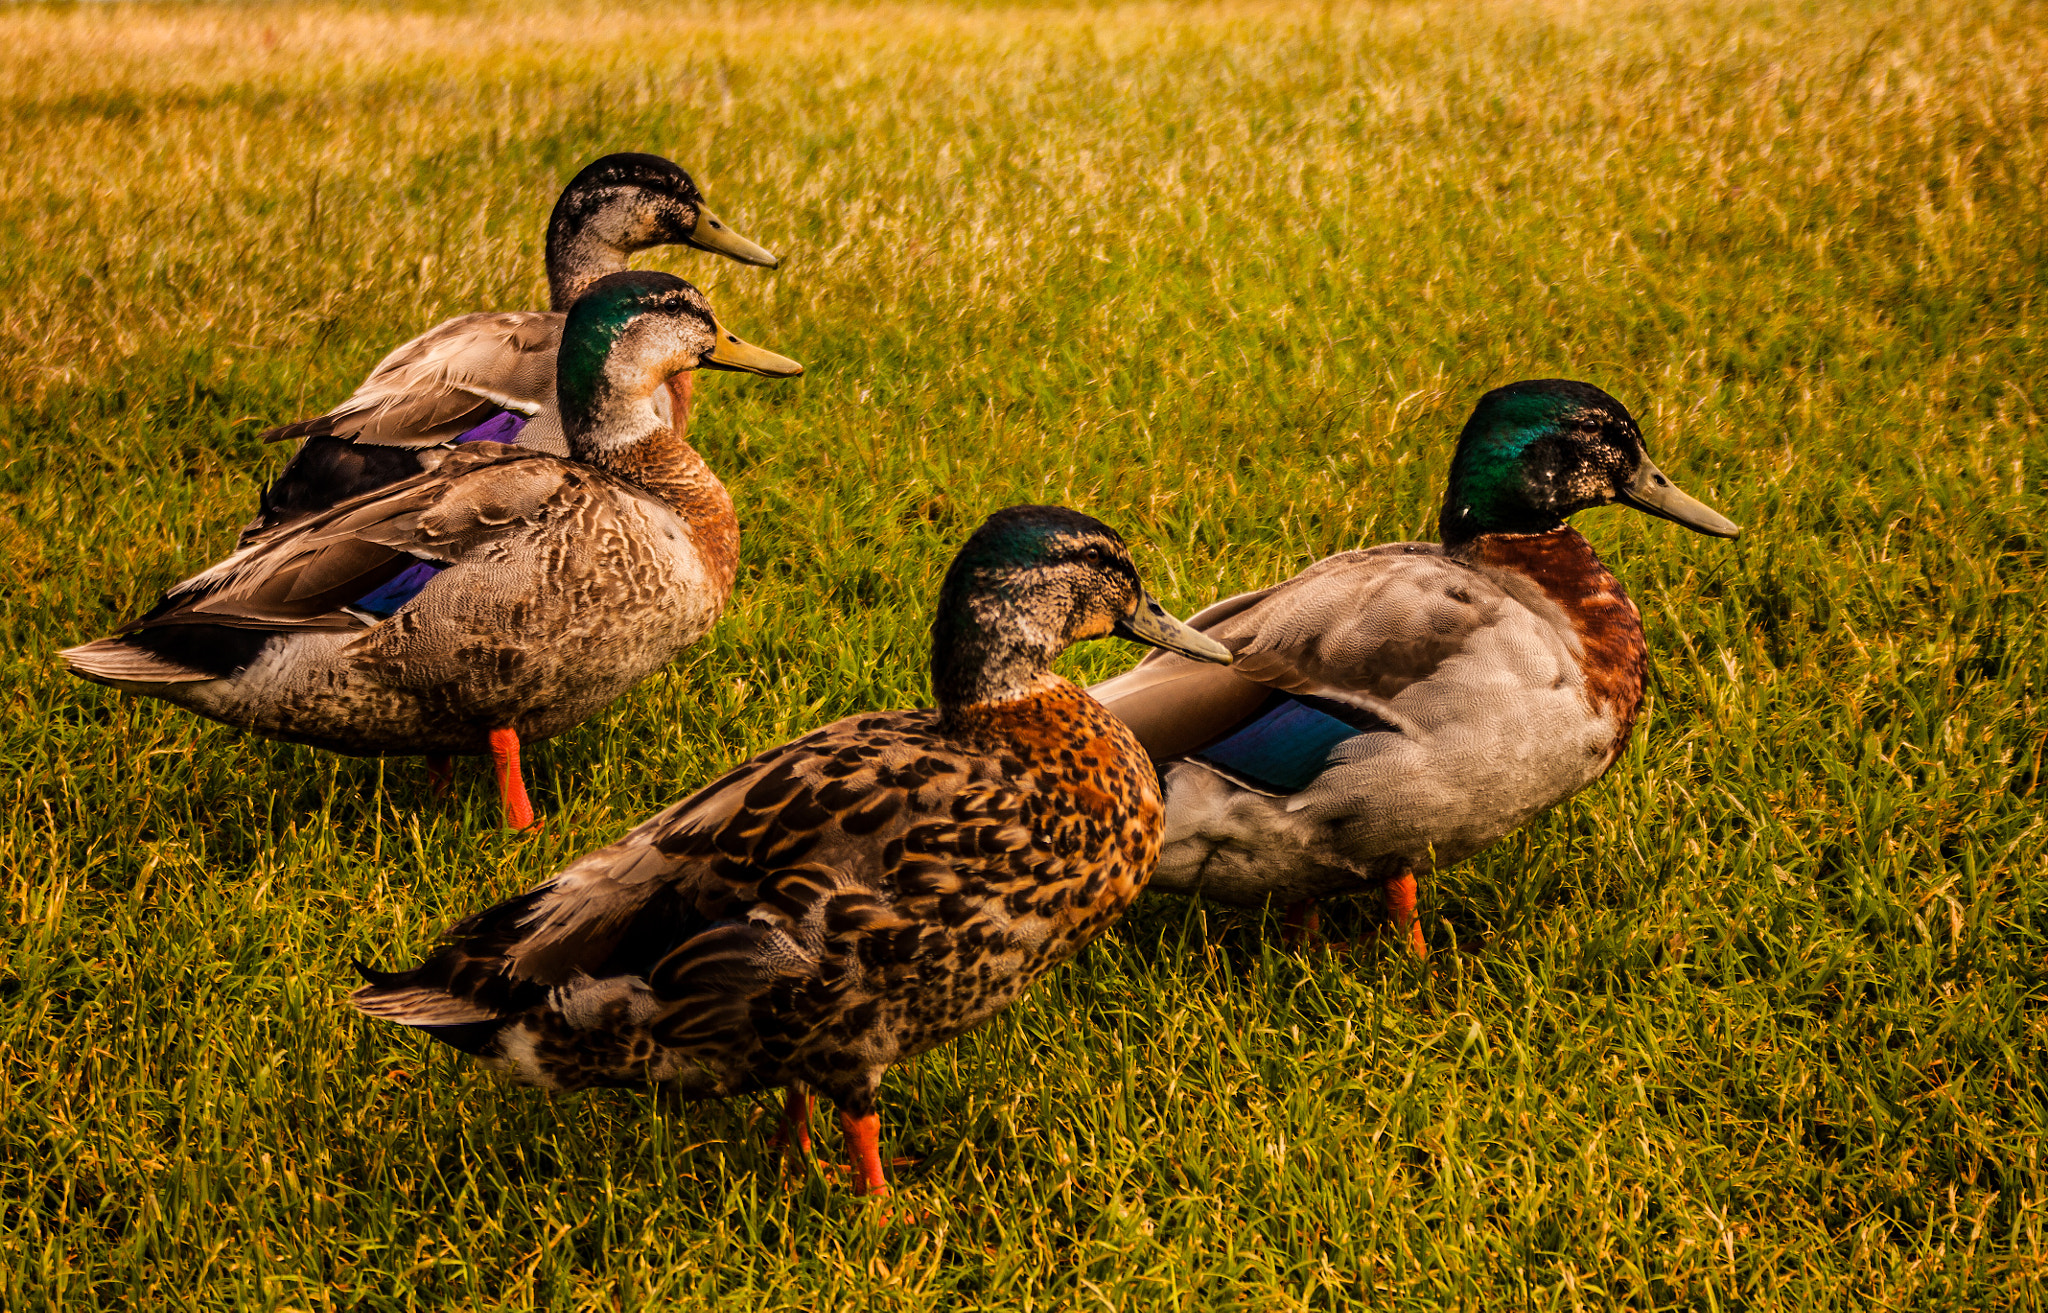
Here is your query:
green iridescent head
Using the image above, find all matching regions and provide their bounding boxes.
[1439,379,1740,546]
[930,506,1230,711]
[555,270,801,452]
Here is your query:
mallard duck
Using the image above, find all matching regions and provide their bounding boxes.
[350,506,1233,1197]
[248,153,779,540]
[63,271,801,830]
[1091,379,1740,952]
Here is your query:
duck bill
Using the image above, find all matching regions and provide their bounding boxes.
[701,321,804,378]
[687,208,779,268]
[1617,456,1741,538]
[1113,593,1234,665]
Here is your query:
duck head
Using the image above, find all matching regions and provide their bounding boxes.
[546,153,779,309]
[930,506,1232,715]
[1438,379,1740,548]
[556,270,801,457]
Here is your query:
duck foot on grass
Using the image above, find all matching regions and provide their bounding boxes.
[766,1089,925,1203]
[487,727,538,830]
[1281,870,1426,958]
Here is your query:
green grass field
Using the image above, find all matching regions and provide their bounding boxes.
[4,0,2045,1306]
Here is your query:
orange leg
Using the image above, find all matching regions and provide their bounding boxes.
[487,728,536,831]
[838,1108,890,1198]
[426,755,455,800]
[1384,868,1426,957]
[768,1085,814,1157]
[1281,898,1322,948]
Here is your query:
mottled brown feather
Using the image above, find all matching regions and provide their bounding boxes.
[354,680,1165,1118]
[66,395,740,757]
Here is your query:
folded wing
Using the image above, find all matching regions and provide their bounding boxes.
[350,711,1026,1075]
[262,312,565,450]
[63,444,565,683]
[1092,544,1510,765]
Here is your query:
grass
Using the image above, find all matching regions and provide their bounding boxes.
[2,0,2045,1306]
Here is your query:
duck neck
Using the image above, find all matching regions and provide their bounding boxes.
[929,578,1065,726]
[545,218,632,312]
[1438,468,1566,549]
[571,374,738,594]
[1446,523,1607,590]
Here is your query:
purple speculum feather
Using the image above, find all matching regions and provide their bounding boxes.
[454,411,529,444]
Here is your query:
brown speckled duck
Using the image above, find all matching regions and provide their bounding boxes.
[1092,380,1740,952]
[248,153,779,542]
[351,506,1233,1197]
[62,271,800,830]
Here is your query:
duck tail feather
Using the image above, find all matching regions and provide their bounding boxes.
[59,637,212,686]
[350,978,501,1026]
[260,413,343,445]
[351,973,514,1058]
[352,959,402,988]
[351,889,557,1053]
[350,971,515,1058]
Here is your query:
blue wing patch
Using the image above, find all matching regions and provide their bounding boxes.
[351,560,445,618]
[1193,697,1362,795]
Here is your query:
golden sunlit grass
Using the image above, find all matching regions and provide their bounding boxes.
[3,0,2045,1307]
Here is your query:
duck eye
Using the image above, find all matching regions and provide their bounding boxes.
[1083,547,1103,565]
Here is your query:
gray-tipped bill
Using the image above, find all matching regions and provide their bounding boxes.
[688,208,779,268]
[1114,593,1234,665]
[701,320,804,378]
[1617,455,1741,538]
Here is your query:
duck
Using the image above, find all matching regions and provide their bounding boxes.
[1090,379,1740,953]
[350,505,1234,1197]
[247,153,780,541]
[62,271,802,830]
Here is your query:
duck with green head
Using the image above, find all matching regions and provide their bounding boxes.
[63,270,801,830]
[249,153,782,540]
[352,506,1232,1198]
[1092,379,1740,951]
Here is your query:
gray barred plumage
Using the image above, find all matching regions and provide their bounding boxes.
[1092,380,1741,948]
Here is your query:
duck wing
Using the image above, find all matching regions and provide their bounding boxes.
[1092,544,1511,762]
[1082,587,1277,761]
[261,311,565,450]
[125,443,566,635]
[353,709,1046,1082]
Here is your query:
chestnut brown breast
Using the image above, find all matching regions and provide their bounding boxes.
[1460,527,1649,760]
